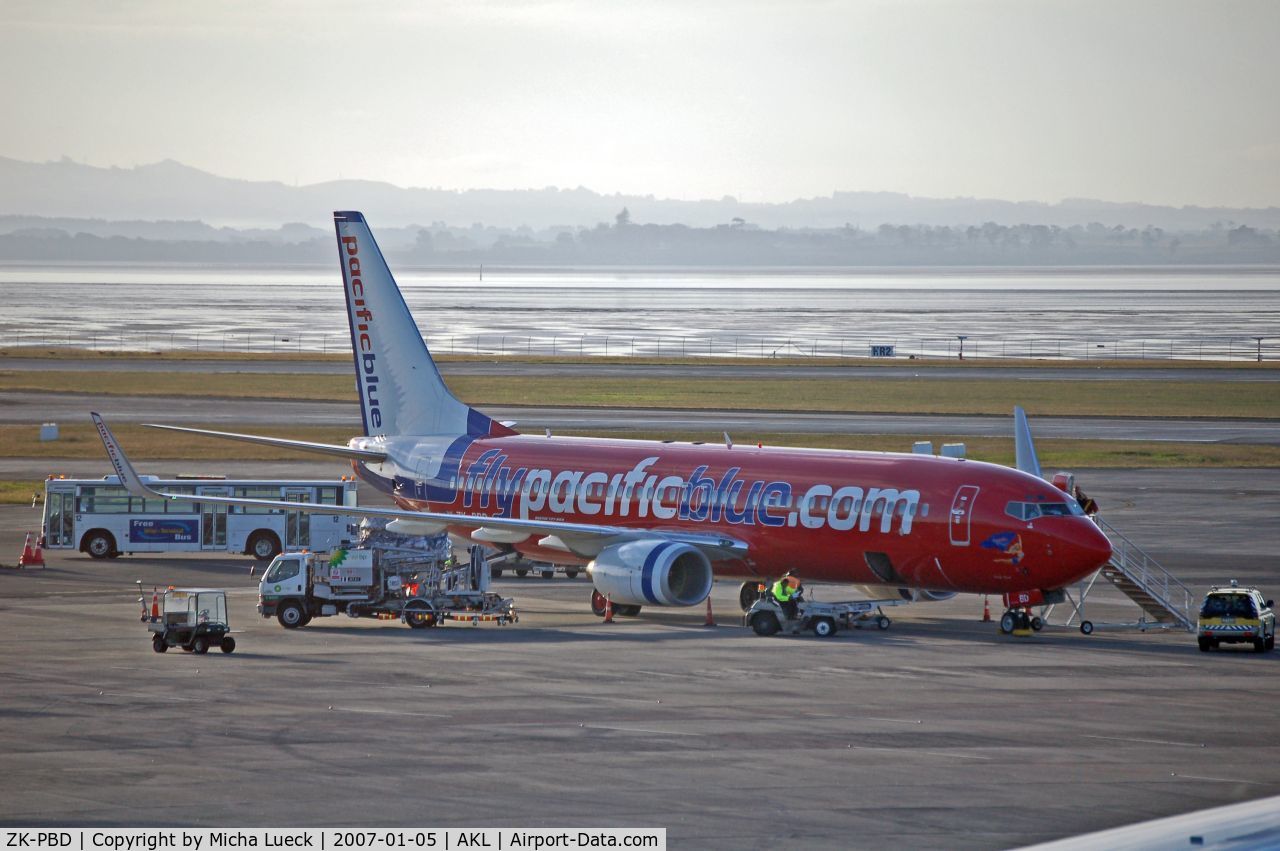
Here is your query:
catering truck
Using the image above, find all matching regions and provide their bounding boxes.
[258,542,517,630]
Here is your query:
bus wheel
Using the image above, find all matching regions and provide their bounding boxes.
[84,530,116,560]
[248,531,281,561]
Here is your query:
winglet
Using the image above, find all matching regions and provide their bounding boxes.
[1013,406,1043,479]
[91,413,164,499]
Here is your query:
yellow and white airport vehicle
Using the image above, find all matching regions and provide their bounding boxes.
[1197,581,1274,653]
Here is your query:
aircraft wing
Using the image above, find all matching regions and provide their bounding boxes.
[143,424,386,463]
[93,414,745,561]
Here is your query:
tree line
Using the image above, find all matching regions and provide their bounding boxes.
[2,213,1277,266]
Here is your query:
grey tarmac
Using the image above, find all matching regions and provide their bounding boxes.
[1,468,1278,847]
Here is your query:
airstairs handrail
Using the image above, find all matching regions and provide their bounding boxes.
[1094,516,1196,628]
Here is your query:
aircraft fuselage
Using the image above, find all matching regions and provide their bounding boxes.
[354,432,1111,595]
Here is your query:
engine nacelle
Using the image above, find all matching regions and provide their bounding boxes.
[897,588,958,602]
[588,540,713,608]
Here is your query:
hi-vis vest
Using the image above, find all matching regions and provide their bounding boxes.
[772,579,795,603]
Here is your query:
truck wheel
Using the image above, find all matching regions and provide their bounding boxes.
[739,582,762,612]
[999,612,1016,634]
[152,636,168,653]
[83,530,116,560]
[1080,620,1094,635]
[1255,638,1267,653]
[813,617,837,638]
[248,531,281,561]
[277,601,306,629]
[618,604,642,617]
[192,636,209,655]
[565,569,579,579]
[876,616,891,630]
[515,568,528,577]
[751,611,781,636]
[406,611,438,629]
[491,567,504,579]
[1198,638,1212,652]
[220,636,236,654]
[541,570,554,580]
[1031,616,1044,632]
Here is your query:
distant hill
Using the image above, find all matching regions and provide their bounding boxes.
[2,155,1278,231]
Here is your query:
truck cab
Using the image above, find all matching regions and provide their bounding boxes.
[258,552,314,627]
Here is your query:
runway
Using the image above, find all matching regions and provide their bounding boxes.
[5,390,1279,445]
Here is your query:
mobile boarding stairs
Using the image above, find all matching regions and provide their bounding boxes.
[1043,516,1196,634]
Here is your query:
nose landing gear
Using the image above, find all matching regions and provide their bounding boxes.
[998,608,1043,635]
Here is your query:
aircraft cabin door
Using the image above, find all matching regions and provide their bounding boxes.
[949,485,980,546]
[285,488,311,549]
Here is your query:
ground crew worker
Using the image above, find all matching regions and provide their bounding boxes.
[772,571,801,621]
[1073,485,1099,516]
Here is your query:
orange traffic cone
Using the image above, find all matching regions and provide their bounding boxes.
[150,589,160,622]
[29,535,44,568]
[982,595,991,623]
[703,595,716,627]
[18,532,44,568]
[603,594,614,624]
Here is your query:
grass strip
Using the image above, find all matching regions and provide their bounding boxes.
[2,370,1278,419]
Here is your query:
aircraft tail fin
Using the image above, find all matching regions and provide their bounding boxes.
[1013,405,1043,479]
[333,211,516,439]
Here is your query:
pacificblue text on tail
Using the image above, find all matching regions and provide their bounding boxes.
[334,211,514,439]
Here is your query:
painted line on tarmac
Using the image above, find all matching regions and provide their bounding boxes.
[1172,773,1267,784]
[100,690,202,702]
[329,706,452,719]
[584,724,701,736]
[1084,734,1204,748]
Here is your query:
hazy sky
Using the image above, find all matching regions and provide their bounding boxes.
[3,0,1278,207]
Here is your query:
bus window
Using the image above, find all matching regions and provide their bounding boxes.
[234,486,284,514]
[164,486,196,514]
[78,486,130,513]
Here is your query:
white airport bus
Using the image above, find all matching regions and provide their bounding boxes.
[41,475,360,561]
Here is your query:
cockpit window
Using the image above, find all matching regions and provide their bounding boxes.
[1006,500,1085,521]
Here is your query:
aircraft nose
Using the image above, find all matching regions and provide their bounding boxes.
[1060,519,1113,583]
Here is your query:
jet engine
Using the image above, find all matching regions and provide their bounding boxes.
[588,540,713,607]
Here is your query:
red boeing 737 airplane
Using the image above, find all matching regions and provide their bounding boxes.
[92,210,1111,623]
